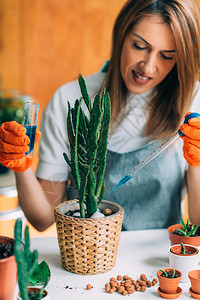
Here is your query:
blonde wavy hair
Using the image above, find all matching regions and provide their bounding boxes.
[103,0,200,138]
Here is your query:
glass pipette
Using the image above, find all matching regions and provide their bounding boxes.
[112,132,180,191]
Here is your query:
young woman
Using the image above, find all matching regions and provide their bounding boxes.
[0,0,200,231]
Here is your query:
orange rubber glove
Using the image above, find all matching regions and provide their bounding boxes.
[179,113,200,167]
[0,121,42,172]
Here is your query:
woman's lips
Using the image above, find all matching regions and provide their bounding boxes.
[132,70,152,85]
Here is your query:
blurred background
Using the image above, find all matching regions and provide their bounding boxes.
[0,0,199,238]
[0,0,126,122]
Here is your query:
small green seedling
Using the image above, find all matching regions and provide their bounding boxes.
[180,242,185,254]
[175,218,199,237]
[160,269,175,278]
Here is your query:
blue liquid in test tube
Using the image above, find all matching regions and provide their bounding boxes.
[24,125,37,155]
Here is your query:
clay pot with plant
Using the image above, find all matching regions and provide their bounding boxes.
[54,75,124,275]
[169,243,200,282]
[157,268,182,299]
[14,218,51,300]
[0,236,17,300]
[168,218,200,247]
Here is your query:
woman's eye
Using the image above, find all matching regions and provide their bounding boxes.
[133,42,147,50]
[161,53,173,60]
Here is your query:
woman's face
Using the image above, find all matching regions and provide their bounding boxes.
[120,15,176,94]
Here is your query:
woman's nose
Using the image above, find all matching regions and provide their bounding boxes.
[141,52,157,74]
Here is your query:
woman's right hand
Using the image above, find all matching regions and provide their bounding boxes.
[0,121,41,172]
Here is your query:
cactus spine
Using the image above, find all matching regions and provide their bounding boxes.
[64,74,111,218]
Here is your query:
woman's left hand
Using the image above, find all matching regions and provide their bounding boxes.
[180,117,200,166]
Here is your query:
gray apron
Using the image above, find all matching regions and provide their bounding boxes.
[104,140,183,230]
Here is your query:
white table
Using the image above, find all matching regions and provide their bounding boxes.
[18,229,194,299]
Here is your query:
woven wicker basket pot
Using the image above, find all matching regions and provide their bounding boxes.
[54,199,124,275]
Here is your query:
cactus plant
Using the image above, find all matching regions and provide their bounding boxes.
[14,218,50,300]
[175,218,199,237]
[63,74,111,218]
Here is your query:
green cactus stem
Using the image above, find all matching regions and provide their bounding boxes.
[78,74,91,112]
[171,268,175,278]
[14,218,30,300]
[95,90,111,200]
[181,242,185,254]
[63,74,111,218]
[160,269,168,277]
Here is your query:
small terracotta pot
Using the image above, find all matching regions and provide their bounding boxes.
[169,244,199,283]
[188,270,200,294]
[168,224,200,248]
[17,287,49,300]
[157,268,182,294]
[0,236,17,300]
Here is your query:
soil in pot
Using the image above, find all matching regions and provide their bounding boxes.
[170,244,198,256]
[27,290,47,300]
[0,241,14,259]
[160,270,181,278]
[64,207,114,218]
[18,287,48,300]
[172,227,200,237]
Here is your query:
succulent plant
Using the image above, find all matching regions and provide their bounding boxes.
[160,269,175,278]
[14,218,50,300]
[175,218,199,237]
[63,74,111,218]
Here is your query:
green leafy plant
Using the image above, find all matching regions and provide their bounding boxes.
[63,74,111,218]
[160,269,175,278]
[14,218,50,300]
[175,218,199,237]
